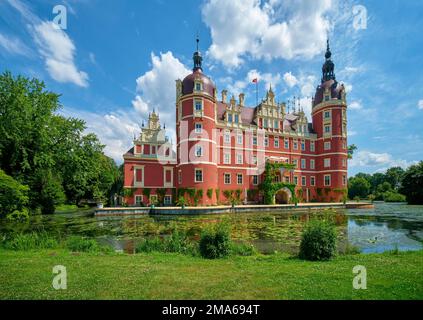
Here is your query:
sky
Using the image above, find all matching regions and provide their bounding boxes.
[1,0,422,176]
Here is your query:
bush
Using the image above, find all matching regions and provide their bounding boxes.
[199,223,231,259]
[0,170,29,218]
[299,220,337,261]
[383,191,406,202]
[135,230,197,255]
[65,236,99,252]
[3,232,58,251]
[230,242,257,256]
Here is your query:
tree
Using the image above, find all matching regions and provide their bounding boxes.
[348,177,371,199]
[400,161,423,204]
[347,144,357,159]
[0,169,29,218]
[385,167,405,190]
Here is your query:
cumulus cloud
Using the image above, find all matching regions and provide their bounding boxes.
[202,0,333,67]
[133,51,191,143]
[418,100,423,110]
[350,150,417,171]
[283,72,298,88]
[32,21,89,87]
[349,100,363,110]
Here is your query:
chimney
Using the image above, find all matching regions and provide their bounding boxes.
[239,93,245,106]
[221,90,227,103]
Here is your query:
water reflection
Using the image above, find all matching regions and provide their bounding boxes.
[0,203,422,254]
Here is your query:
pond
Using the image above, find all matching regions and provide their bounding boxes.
[1,202,422,254]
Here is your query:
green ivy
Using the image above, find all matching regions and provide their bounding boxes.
[207,188,213,199]
[259,162,297,205]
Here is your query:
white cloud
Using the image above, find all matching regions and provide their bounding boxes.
[0,33,31,56]
[347,130,357,136]
[202,0,333,67]
[349,100,362,110]
[283,72,298,88]
[32,21,88,87]
[418,100,423,110]
[350,150,417,170]
[134,51,191,143]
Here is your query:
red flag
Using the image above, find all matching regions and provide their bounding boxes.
[252,78,258,83]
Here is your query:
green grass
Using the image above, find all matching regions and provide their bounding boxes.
[0,249,422,300]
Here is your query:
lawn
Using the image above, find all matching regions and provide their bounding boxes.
[0,249,422,300]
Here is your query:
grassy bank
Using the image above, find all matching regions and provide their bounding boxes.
[0,249,422,300]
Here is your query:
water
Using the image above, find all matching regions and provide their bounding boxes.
[0,202,422,254]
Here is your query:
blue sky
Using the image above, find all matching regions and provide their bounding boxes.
[1,0,422,176]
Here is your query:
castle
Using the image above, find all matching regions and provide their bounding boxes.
[123,39,348,206]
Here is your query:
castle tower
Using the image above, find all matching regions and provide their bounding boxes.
[311,40,348,202]
[175,37,218,205]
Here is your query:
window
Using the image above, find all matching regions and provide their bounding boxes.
[324,158,331,168]
[195,99,202,111]
[236,153,243,164]
[228,113,233,123]
[224,130,230,143]
[285,176,290,183]
[301,140,305,151]
[284,138,289,149]
[294,176,298,185]
[343,141,347,149]
[310,176,316,186]
[164,195,172,205]
[135,168,143,183]
[310,159,315,170]
[150,195,158,205]
[324,110,331,119]
[324,141,331,150]
[195,82,202,91]
[301,176,306,186]
[237,132,243,145]
[263,119,268,128]
[324,174,331,186]
[151,146,156,155]
[274,137,279,148]
[274,120,279,129]
[264,136,269,147]
[135,195,143,206]
[325,95,330,101]
[224,173,231,184]
[252,135,257,146]
[293,159,298,168]
[293,140,298,150]
[178,171,182,184]
[237,174,243,185]
[342,158,347,167]
[195,123,202,133]
[195,169,203,182]
[343,175,347,186]
[234,114,239,123]
[224,153,231,164]
[324,125,331,133]
[195,145,203,157]
[253,175,259,185]
[252,155,257,165]
[310,141,315,152]
[301,159,306,169]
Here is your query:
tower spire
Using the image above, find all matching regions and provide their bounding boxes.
[322,38,336,83]
[193,34,203,72]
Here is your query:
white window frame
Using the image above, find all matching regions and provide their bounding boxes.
[310,141,315,152]
[324,174,331,186]
[310,176,316,186]
[253,175,259,185]
[310,159,315,170]
[294,176,298,185]
[324,141,331,150]
[237,173,243,185]
[293,140,298,150]
[195,145,203,157]
[274,137,279,148]
[301,176,306,186]
[301,159,306,169]
[324,125,331,133]
[237,132,243,145]
[224,130,230,144]
[301,140,305,151]
[195,169,203,183]
[164,195,172,205]
[224,173,231,185]
[223,152,231,164]
[236,153,243,164]
[284,138,289,149]
[135,195,143,206]
[324,158,331,168]
[264,136,269,147]
[195,123,202,133]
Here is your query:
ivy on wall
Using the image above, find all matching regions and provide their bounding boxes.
[259,162,297,205]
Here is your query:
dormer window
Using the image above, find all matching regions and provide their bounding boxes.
[228,113,233,123]
[194,81,202,92]
[324,95,330,101]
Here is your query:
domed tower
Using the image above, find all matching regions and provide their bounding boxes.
[311,40,348,202]
[175,37,218,205]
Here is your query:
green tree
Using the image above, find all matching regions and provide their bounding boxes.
[400,161,423,204]
[385,167,405,190]
[348,176,371,199]
[0,169,29,218]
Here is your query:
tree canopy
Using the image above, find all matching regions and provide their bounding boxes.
[0,72,122,215]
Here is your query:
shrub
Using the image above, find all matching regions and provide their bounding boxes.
[230,242,257,256]
[135,230,197,255]
[65,236,99,252]
[299,220,337,261]
[383,191,406,202]
[207,188,213,199]
[135,237,165,253]
[199,223,231,259]
[0,170,29,218]
[3,232,58,251]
